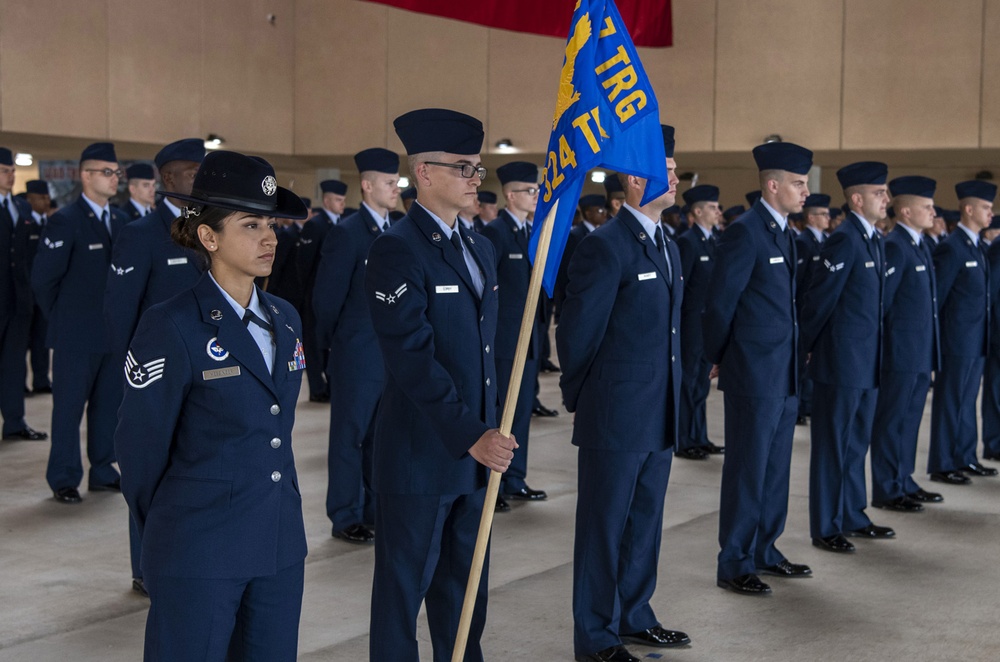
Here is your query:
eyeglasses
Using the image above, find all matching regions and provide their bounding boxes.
[511,187,539,196]
[424,161,488,181]
[84,168,123,178]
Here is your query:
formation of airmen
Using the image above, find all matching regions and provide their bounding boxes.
[0,107,998,660]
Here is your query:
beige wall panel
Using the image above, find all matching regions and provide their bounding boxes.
[294,0,389,154]
[982,0,1000,146]
[201,0,295,155]
[842,0,982,150]
[1,0,109,138]
[642,0,717,153]
[107,0,203,146]
[485,30,564,156]
[385,10,488,154]
[715,0,843,152]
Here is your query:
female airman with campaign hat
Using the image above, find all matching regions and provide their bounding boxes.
[115,150,309,661]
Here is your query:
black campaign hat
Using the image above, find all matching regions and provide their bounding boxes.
[889,176,936,199]
[804,193,831,208]
[497,161,538,186]
[393,108,485,155]
[155,138,205,169]
[25,180,50,195]
[837,161,888,188]
[126,163,155,180]
[752,142,813,175]
[80,142,117,164]
[682,184,719,205]
[955,180,997,202]
[662,124,676,158]
[354,148,399,174]
[156,150,307,219]
[320,180,347,195]
[477,191,496,204]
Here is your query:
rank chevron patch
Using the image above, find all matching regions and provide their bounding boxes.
[375,283,408,305]
[124,350,166,389]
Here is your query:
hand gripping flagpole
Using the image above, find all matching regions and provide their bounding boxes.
[451,199,560,662]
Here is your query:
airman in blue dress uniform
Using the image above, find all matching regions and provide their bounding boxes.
[793,193,832,425]
[31,142,128,503]
[313,147,400,544]
[982,214,1000,462]
[704,142,814,596]
[116,150,310,661]
[558,126,690,662]
[366,108,513,662]
[122,163,156,221]
[22,179,53,395]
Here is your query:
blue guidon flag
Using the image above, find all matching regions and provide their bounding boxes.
[530,0,669,295]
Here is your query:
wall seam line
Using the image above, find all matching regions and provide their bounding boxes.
[839,0,847,151]
[979,0,988,148]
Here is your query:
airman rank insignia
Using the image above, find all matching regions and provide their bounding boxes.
[270,303,280,315]
[111,263,135,276]
[124,351,166,389]
[288,338,306,371]
[375,283,407,305]
[43,237,64,249]
[207,337,229,361]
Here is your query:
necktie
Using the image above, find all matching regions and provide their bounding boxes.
[101,210,110,236]
[655,226,672,282]
[450,230,464,253]
[243,309,273,334]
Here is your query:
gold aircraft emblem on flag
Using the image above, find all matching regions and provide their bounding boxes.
[552,8,592,129]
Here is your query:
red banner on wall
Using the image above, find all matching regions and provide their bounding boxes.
[362,0,672,48]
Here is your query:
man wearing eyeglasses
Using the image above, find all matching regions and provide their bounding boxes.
[31,142,128,505]
[481,161,549,510]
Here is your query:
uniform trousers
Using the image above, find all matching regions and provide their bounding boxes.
[809,383,877,539]
[495,357,538,492]
[325,372,378,531]
[143,560,304,662]
[29,304,51,390]
[301,305,328,398]
[870,371,930,502]
[0,310,31,435]
[980,351,1000,458]
[928,354,985,473]
[677,352,711,450]
[46,350,121,490]
[717,394,796,580]
[797,347,813,418]
[574,447,672,658]
[370,489,489,662]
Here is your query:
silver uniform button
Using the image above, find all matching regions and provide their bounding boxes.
[271,437,281,449]
[270,404,280,415]
[486,378,491,386]
[485,345,490,353]
[271,471,281,482]
[671,356,676,363]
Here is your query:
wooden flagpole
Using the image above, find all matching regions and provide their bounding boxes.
[451,199,560,662]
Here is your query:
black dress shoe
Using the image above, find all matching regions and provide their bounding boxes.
[907,488,943,503]
[504,485,547,500]
[532,403,559,417]
[53,487,82,504]
[620,625,691,648]
[3,426,48,441]
[812,534,855,553]
[796,415,808,426]
[872,496,924,512]
[983,452,1000,461]
[962,461,998,477]
[675,447,709,460]
[332,523,375,544]
[575,645,639,662]
[495,495,511,513]
[701,441,725,454]
[33,385,52,394]
[846,523,895,539]
[540,360,561,373]
[88,479,122,492]
[930,470,971,485]
[309,393,330,403]
[758,559,812,578]
[717,573,772,595]
[132,578,149,598]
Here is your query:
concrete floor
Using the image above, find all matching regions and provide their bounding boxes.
[1,369,999,661]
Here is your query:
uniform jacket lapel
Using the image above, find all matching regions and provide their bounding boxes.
[754,203,793,271]
[410,204,479,300]
[619,208,670,289]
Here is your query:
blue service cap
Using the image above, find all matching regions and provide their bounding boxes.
[682,184,719,205]
[836,161,888,188]
[886,207,896,219]
[752,142,813,175]
[300,196,311,209]
[680,204,691,216]
[723,204,746,219]
[401,187,417,201]
[393,108,484,155]
[990,215,1000,230]
[830,207,843,219]
[497,161,538,186]
[745,190,762,206]
[579,194,606,210]
[943,209,960,223]
[603,174,624,194]
[933,205,944,217]
[25,180,49,195]
[955,180,997,202]
[354,147,399,174]
[789,212,804,223]
[126,163,155,180]
[663,204,680,215]
[0,148,12,166]
[320,180,347,195]
[477,190,496,204]
[662,124,675,158]
[803,193,831,208]
[80,142,117,164]
[889,176,936,199]
[155,138,205,169]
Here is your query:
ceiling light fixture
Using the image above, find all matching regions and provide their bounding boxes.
[397,176,410,189]
[204,134,225,150]
[590,170,607,183]
[495,138,514,152]
[15,153,33,167]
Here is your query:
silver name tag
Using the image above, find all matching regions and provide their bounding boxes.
[769,256,783,264]
[435,285,459,294]
[865,261,875,268]
[699,255,710,262]
[167,257,188,266]
[509,253,523,260]
[966,261,979,268]
[638,272,657,281]
[916,265,926,272]
[88,243,104,250]
[203,366,241,381]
